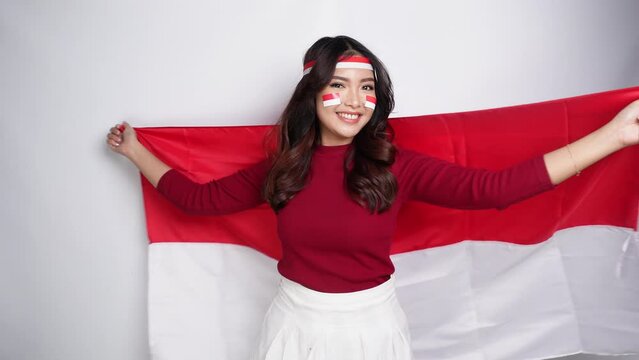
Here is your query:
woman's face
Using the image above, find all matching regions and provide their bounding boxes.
[315,67,376,146]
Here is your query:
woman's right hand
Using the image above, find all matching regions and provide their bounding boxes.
[106,121,138,159]
[106,121,171,187]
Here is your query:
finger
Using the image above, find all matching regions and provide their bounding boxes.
[108,133,122,143]
[110,126,120,135]
[107,133,122,142]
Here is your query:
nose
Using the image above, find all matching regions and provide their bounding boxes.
[343,87,362,108]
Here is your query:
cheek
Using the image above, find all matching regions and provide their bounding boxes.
[315,102,332,125]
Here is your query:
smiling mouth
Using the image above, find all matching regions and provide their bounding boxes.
[337,112,361,122]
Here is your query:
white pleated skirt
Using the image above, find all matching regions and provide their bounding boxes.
[250,274,414,360]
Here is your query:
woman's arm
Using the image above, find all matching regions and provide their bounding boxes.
[128,141,171,188]
[155,159,270,215]
[107,121,170,188]
[398,149,554,210]
[543,99,639,185]
[398,99,639,210]
[107,121,270,215]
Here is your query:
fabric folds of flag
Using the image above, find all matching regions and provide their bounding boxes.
[137,86,639,360]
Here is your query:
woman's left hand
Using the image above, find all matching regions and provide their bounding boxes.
[607,99,639,148]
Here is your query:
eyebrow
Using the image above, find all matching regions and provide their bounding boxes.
[332,75,375,83]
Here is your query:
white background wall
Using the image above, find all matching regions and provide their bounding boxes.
[1,0,638,359]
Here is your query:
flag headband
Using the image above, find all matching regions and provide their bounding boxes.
[303,56,374,76]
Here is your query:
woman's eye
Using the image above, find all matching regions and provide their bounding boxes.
[330,83,344,88]
[363,85,375,91]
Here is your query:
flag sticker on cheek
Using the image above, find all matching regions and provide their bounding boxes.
[365,95,376,110]
[322,93,341,107]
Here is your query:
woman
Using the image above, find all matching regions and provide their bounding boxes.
[106,36,639,359]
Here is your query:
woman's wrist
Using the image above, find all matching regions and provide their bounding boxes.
[594,121,627,153]
[125,140,145,163]
[544,122,625,185]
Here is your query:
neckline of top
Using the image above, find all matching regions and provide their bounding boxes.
[314,143,352,156]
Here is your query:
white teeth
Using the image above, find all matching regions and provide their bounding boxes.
[338,113,359,120]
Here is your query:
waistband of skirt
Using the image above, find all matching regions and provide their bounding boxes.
[277,274,397,311]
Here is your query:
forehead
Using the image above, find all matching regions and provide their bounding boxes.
[332,67,375,82]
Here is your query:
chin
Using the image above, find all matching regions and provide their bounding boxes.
[336,127,363,139]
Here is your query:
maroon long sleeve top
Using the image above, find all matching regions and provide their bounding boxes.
[156,143,556,293]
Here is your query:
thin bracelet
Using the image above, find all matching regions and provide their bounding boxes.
[566,143,581,177]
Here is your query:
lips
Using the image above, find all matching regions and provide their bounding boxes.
[336,112,361,123]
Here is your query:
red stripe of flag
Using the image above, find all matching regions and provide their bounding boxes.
[322,93,340,101]
[303,60,316,72]
[337,55,371,64]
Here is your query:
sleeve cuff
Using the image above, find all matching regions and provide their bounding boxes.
[533,154,557,192]
[156,168,178,195]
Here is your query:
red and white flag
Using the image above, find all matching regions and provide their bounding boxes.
[137,87,639,360]
[365,95,376,110]
[322,93,341,107]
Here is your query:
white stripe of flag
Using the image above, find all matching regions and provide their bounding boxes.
[335,62,374,71]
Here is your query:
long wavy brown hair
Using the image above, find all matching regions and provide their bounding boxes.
[263,35,397,214]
